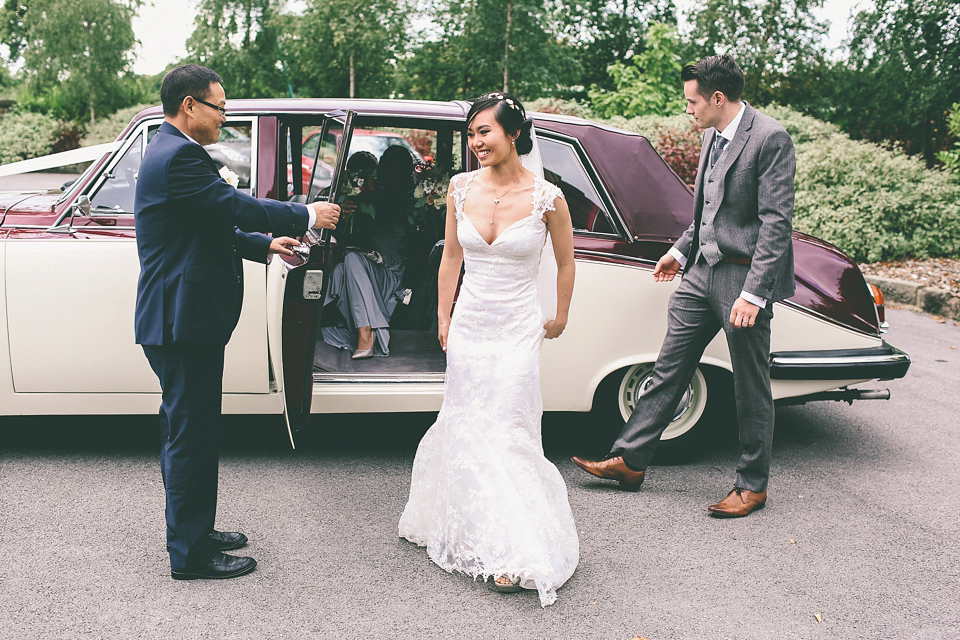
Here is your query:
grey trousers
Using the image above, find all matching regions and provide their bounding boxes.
[614,259,775,492]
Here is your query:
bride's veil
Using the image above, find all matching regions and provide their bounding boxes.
[520,124,559,322]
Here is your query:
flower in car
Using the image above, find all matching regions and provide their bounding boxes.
[408,162,454,239]
[337,168,375,232]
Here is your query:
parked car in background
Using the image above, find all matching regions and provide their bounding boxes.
[205,125,253,188]
[0,99,909,448]
[288,128,425,196]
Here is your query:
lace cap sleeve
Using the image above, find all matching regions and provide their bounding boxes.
[533,178,565,221]
[450,171,476,221]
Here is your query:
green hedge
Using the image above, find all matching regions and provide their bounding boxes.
[0,111,62,164]
[760,105,960,262]
[81,103,154,147]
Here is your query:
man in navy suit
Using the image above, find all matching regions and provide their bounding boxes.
[135,64,339,579]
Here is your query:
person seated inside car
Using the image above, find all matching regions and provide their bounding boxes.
[320,147,416,359]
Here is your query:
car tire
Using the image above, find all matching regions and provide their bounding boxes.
[591,363,730,453]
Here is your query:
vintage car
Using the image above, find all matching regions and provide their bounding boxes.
[0,99,910,447]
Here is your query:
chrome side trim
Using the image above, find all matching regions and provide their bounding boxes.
[769,353,909,366]
[314,372,446,384]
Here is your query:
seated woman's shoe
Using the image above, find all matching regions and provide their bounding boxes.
[492,575,522,593]
[353,326,374,359]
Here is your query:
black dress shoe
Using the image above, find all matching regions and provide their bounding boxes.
[166,530,248,552]
[171,552,257,580]
[209,530,248,551]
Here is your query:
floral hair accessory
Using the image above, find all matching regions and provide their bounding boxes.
[481,92,525,118]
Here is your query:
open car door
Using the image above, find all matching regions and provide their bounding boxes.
[268,110,356,447]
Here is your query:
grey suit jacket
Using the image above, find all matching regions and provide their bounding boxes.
[674,103,796,303]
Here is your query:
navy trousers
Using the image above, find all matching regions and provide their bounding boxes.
[142,343,224,571]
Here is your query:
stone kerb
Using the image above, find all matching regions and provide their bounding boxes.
[864,275,960,321]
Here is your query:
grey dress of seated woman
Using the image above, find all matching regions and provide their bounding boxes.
[321,147,415,359]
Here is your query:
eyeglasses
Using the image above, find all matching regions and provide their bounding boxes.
[190,96,227,117]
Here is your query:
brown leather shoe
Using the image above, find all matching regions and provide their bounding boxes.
[707,487,767,517]
[571,455,645,491]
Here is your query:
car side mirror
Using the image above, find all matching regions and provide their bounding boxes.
[47,194,90,233]
[75,194,91,217]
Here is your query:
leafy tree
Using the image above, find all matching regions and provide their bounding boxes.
[284,0,407,98]
[0,0,141,124]
[552,0,677,95]
[685,0,829,106]
[399,0,579,101]
[184,0,291,99]
[836,0,960,166]
[588,22,685,118]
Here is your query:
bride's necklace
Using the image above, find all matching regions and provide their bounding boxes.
[489,174,522,224]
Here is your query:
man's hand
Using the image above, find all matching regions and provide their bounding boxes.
[310,202,340,229]
[268,236,301,256]
[653,253,681,282]
[729,297,760,329]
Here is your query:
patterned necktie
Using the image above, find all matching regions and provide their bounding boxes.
[709,134,729,168]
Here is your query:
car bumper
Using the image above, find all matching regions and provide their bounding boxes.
[769,342,911,381]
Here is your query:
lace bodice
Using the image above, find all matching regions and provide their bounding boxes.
[449,170,563,293]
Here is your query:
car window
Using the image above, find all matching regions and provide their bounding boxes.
[302,133,320,159]
[537,136,616,235]
[204,123,253,190]
[90,132,143,214]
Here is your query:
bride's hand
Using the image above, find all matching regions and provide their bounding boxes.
[543,318,566,339]
[438,318,450,351]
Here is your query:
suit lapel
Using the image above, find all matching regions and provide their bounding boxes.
[693,129,714,200]
[712,104,755,179]
[686,129,717,266]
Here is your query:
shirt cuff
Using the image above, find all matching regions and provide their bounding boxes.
[306,205,316,230]
[668,247,687,268]
[740,290,767,308]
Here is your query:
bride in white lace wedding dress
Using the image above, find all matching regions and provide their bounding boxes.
[399,93,578,607]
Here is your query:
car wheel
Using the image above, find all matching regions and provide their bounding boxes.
[616,363,709,441]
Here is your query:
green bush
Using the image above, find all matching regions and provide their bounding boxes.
[526,97,595,119]
[0,111,62,164]
[938,103,960,175]
[757,104,840,144]
[81,103,155,147]
[792,134,960,261]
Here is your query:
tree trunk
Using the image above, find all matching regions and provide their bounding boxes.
[503,0,512,93]
[90,94,95,126]
[350,51,355,98]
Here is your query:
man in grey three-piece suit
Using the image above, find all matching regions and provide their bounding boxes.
[573,55,796,517]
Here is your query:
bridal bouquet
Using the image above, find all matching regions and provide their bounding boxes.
[337,169,375,232]
[410,162,450,235]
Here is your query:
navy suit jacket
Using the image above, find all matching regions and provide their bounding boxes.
[135,122,309,346]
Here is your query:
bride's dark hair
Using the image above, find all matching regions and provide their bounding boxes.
[466,92,534,156]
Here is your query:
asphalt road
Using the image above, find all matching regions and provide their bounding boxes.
[1,308,958,640]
